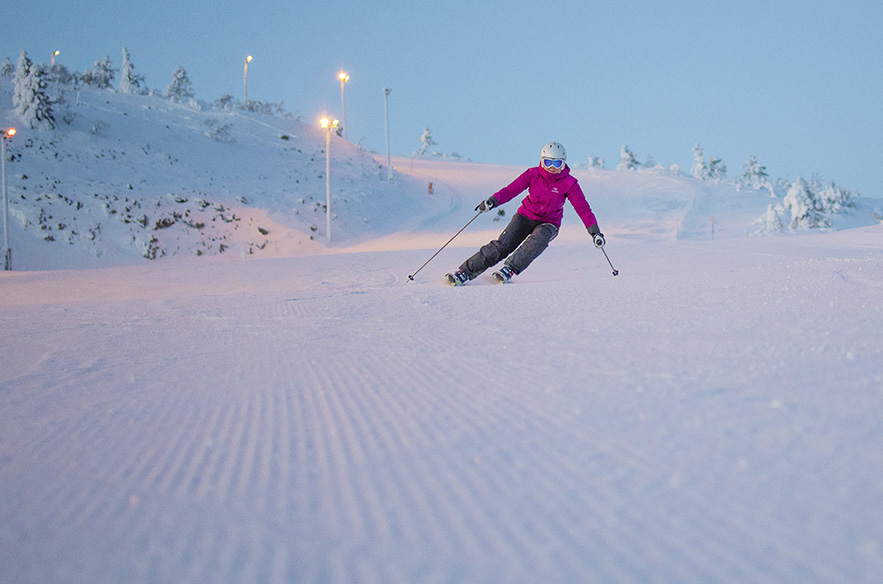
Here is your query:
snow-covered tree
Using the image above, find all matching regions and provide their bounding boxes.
[736,156,770,191]
[215,94,236,110]
[50,63,75,85]
[418,127,437,155]
[750,204,785,236]
[691,143,726,182]
[707,157,727,183]
[13,59,55,129]
[691,143,708,179]
[12,50,33,110]
[818,182,856,215]
[1,57,13,77]
[165,67,194,100]
[616,145,640,171]
[783,178,828,230]
[588,156,605,169]
[118,48,144,94]
[81,56,115,88]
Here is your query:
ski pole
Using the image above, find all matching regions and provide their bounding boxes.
[600,245,619,276]
[408,210,483,281]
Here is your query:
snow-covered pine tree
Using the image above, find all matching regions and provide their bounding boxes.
[818,181,856,215]
[418,127,437,155]
[215,94,236,110]
[13,60,55,129]
[82,56,115,88]
[691,143,708,179]
[736,155,770,191]
[750,204,785,236]
[12,50,33,110]
[165,67,194,100]
[118,48,143,94]
[616,145,639,171]
[707,157,727,183]
[783,178,828,230]
[588,156,604,169]
[1,57,13,77]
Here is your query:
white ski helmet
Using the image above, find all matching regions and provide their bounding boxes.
[541,141,567,162]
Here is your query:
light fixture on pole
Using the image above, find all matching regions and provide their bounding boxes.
[244,55,253,104]
[383,88,393,181]
[338,71,349,141]
[320,117,339,242]
[2,127,16,270]
[51,50,59,68]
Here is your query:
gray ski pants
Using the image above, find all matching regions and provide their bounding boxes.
[460,213,558,279]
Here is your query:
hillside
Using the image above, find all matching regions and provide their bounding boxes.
[1,78,448,269]
[3,77,882,271]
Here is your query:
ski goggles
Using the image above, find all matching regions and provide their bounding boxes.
[542,158,564,169]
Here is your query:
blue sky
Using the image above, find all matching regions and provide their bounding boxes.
[4,0,882,196]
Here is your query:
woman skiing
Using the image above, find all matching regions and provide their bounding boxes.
[446,142,605,285]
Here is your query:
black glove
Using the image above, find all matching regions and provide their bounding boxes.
[475,196,497,212]
[593,233,606,248]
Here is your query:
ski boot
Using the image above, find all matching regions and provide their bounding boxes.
[492,265,515,284]
[445,269,469,286]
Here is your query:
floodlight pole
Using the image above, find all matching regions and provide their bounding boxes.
[320,118,338,242]
[338,72,349,141]
[325,125,332,241]
[2,129,14,270]
[244,55,252,105]
[383,88,393,181]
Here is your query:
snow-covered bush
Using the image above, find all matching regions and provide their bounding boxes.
[707,157,726,183]
[817,181,856,215]
[205,119,233,143]
[736,156,770,191]
[165,67,194,100]
[750,204,785,236]
[616,145,640,171]
[215,94,236,110]
[783,178,828,230]
[587,156,605,169]
[691,143,726,183]
[81,57,115,89]
[418,127,438,155]
[50,63,75,85]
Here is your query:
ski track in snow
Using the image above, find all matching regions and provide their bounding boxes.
[2,232,883,583]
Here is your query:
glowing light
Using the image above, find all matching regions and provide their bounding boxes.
[3,128,14,138]
[338,71,349,83]
[246,55,253,63]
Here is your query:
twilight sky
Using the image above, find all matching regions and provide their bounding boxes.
[4,0,882,196]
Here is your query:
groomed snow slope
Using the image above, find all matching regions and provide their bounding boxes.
[2,220,882,583]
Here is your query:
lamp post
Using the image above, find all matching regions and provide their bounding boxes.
[2,127,16,270]
[383,88,393,181]
[338,71,349,141]
[244,55,253,105]
[51,50,59,68]
[320,117,339,242]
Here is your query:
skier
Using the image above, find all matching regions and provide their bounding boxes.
[446,142,605,285]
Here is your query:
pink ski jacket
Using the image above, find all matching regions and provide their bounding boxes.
[491,165,598,230]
